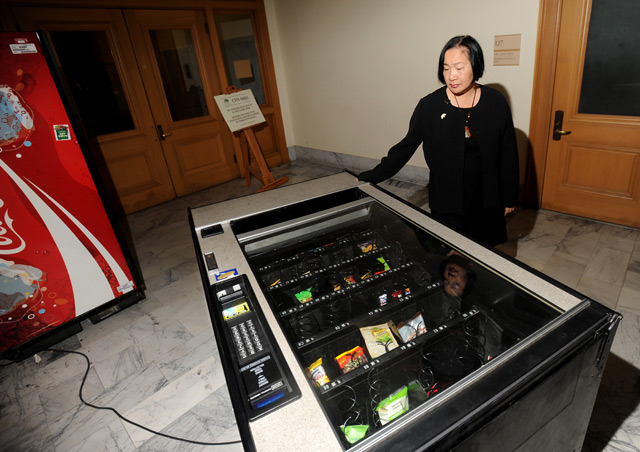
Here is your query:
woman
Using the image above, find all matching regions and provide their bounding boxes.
[358,35,518,246]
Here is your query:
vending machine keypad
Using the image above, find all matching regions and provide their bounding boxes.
[229,316,265,361]
[211,275,300,420]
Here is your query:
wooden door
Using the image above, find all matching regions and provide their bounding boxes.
[540,0,640,228]
[124,9,238,197]
[209,11,290,174]
[13,7,177,213]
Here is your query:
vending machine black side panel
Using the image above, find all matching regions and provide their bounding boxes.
[189,212,256,452]
[451,316,619,452]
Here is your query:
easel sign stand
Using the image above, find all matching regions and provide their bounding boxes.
[216,86,288,193]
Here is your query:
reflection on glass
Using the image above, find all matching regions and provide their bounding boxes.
[237,195,561,448]
[149,29,208,121]
[441,254,472,298]
[579,0,640,116]
[214,14,265,104]
[50,31,134,137]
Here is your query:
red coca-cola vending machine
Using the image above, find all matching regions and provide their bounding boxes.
[0,31,144,361]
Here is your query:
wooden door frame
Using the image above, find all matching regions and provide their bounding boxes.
[523,0,561,207]
[2,0,290,175]
[524,0,584,208]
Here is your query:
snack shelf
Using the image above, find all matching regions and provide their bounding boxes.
[315,307,481,396]
[288,280,442,351]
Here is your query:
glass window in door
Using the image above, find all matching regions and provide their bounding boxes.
[50,31,134,137]
[214,14,265,104]
[579,0,640,116]
[148,29,209,121]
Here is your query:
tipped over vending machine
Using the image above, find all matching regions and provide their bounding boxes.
[0,32,143,360]
[190,172,620,452]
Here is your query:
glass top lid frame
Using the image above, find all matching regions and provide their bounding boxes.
[228,191,589,449]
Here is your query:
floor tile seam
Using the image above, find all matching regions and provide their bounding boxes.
[539,208,639,233]
[621,268,640,289]
[117,320,198,368]
[87,361,167,406]
[120,356,223,447]
[547,248,591,269]
[75,322,142,351]
[0,387,48,438]
[575,274,623,308]
[47,395,117,450]
[140,263,201,290]
[154,352,218,392]
[77,330,138,364]
[36,369,108,431]
[140,337,205,379]
[30,350,95,389]
[91,344,149,391]
[585,246,631,286]
[144,291,205,320]
[115,416,140,452]
[0,378,37,402]
[576,272,625,290]
[0,408,54,450]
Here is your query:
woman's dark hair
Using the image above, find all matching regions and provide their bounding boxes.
[437,35,484,84]
[439,254,476,297]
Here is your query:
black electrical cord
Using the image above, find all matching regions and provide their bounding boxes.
[45,348,242,447]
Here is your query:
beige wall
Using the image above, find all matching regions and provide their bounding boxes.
[264,0,539,175]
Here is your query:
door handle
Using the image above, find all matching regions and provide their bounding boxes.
[552,110,572,140]
[157,124,172,141]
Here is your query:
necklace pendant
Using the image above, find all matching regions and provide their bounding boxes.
[465,125,471,138]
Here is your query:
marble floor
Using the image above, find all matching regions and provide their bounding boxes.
[1,159,638,452]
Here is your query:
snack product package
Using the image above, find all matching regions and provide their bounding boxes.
[295,288,313,303]
[340,425,369,444]
[407,379,428,406]
[376,386,409,425]
[397,312,427,342]
[344,275,357,285]
[362,256,391,281]
[357,240,377,253]
[360,323,399,358]
[375,256,391,274]
[306,358,330,387]
[335,346,368,374]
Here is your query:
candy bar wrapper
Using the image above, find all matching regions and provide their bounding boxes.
[335,346,368,374]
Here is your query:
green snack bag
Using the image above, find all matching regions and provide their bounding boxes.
[376,386,409,425]
[295,288,313,303]
[340,425,369,444]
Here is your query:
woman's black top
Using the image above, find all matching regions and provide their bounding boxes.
[358,85,519,218]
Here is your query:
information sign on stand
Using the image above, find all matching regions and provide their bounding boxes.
[214,87,288,193]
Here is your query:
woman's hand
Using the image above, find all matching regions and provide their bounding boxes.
[504,206,515,216]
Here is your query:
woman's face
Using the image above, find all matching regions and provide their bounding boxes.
[443,46,475,95]
[443,262,467,297]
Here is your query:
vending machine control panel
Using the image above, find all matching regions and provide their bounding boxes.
[211,275,300,420]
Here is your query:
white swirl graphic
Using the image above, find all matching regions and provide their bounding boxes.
[0,198,26,254]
